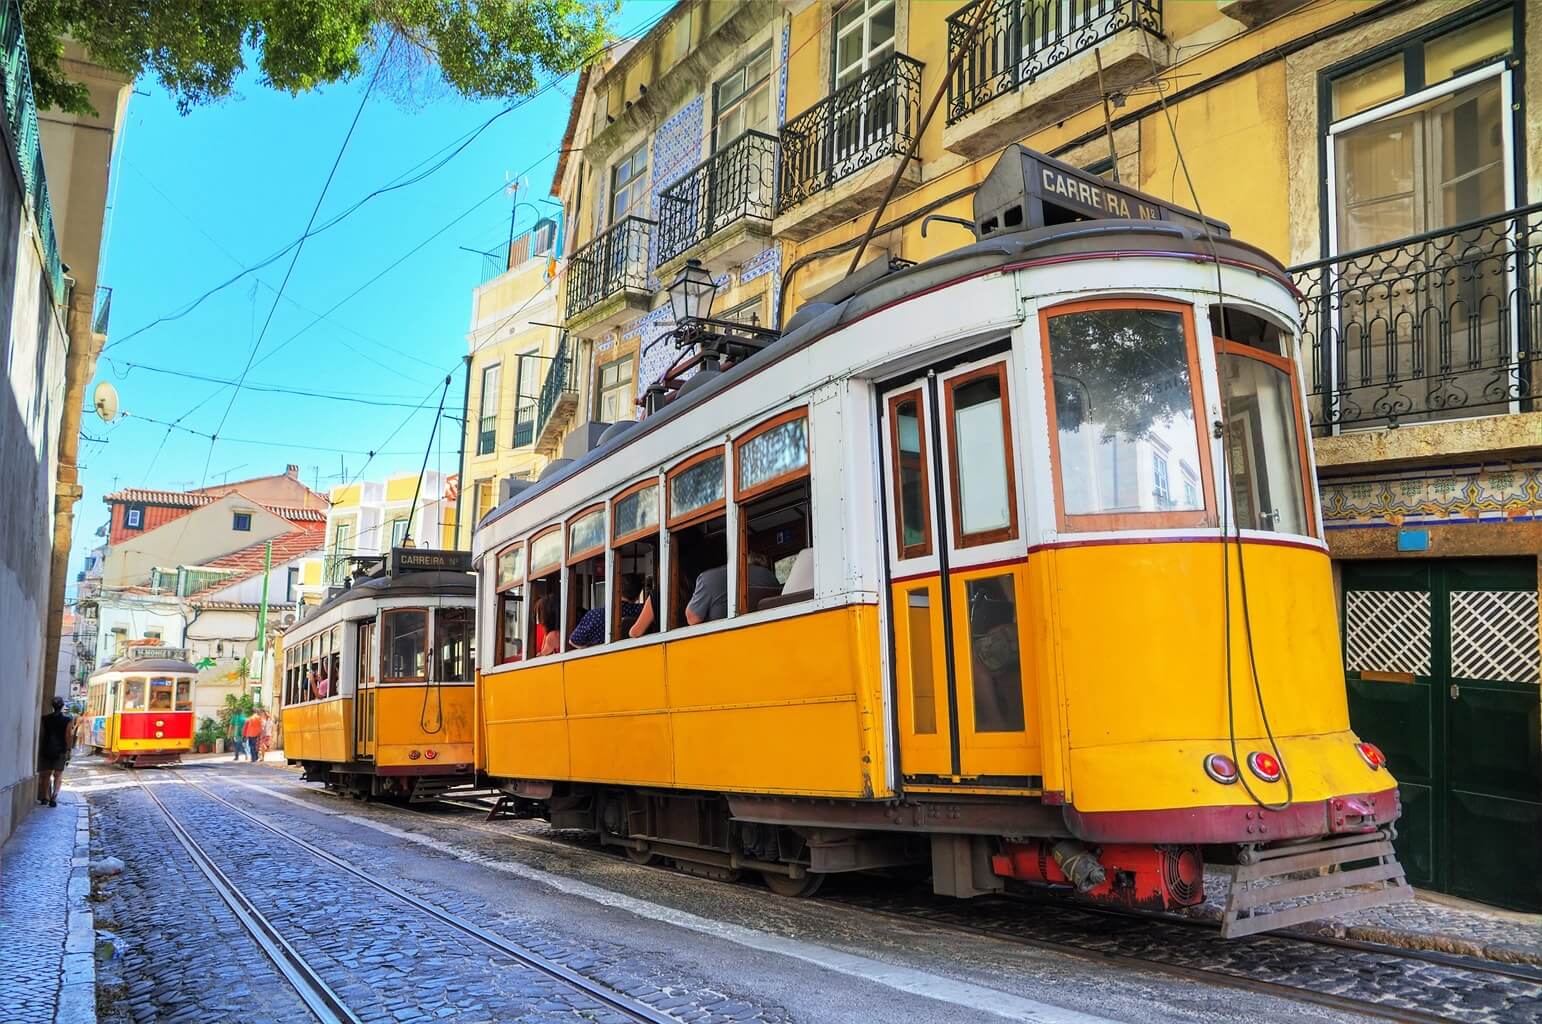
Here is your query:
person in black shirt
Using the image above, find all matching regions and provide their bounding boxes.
[37,696,73,808]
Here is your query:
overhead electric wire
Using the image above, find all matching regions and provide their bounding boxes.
[101,357,446,408]
[118,410,428,457]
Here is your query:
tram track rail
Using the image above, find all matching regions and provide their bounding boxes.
[245,770,1541,1023]
[135,769,680,1024]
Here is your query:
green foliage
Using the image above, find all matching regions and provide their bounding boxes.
[194,716,222,745]
[216,692,257,731]
[21,0,616,116]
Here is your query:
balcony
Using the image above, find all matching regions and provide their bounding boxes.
[564,215,655,335]
[477,414,497,455]
[774,54,923,241]
[513,402,535,449]
[1297,205,1541,441]
[534,335,579,456]
[943,0,1166,158]
[656,130,779,280]
[0,0,64,303]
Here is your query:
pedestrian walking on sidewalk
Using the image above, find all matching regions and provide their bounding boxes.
[37,696,73,808]
[258,709,275,758]
[229,707,247,761]
[242,711,263,762]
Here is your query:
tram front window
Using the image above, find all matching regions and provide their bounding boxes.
[175,679,193,712]
[434,607,475,682]
[123,677,147,711]
[148,677,174,710]
[381,609,427,681]
[1047,305,1208,526]
[1218,348,1310,536]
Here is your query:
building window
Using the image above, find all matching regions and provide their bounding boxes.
[834,0,896,90]
[717,296,765,327]
[713,44,773,147]
[1151,453,1170,507]
[286,566,299,603]
[390,518,410,548]
[333,522,351,554]
[609,142,648,225]
[232,511,253,532]
[475,479,495,525]
[478,363,501,455]
[596,356,634,422]
[125,505,144,530]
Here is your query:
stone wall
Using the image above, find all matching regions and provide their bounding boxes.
[0,136,70,844]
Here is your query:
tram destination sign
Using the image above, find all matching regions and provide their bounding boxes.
[974,144,1230,239]
[388,547,472,575]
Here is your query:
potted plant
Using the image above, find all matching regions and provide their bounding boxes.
[194,717,220,753]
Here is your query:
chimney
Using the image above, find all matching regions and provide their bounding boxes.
[285,464,299,479]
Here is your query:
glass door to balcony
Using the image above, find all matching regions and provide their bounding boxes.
[832,0,897,178]
[477,363,500,454]
[1324,15,1518,431]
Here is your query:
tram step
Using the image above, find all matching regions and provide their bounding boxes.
[1218,827,1409,938]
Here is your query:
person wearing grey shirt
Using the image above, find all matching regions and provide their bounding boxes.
[685,552,778,624]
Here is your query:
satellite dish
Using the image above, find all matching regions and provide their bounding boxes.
[92,381,119,422]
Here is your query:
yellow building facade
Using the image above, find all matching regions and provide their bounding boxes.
[535,0,1540,913]
[456,219,572,547]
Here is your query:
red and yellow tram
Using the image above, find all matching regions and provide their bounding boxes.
[86,650,198,766]
[471,148,1406,936]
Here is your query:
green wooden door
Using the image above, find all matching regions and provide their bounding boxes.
[1342,558,1541,912]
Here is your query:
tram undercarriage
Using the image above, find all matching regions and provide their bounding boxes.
[298,759,477,803]
[498,779,1407,935]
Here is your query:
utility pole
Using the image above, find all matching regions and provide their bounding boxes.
[252,540,272,706]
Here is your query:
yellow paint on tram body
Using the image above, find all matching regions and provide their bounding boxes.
[283,685,475,768]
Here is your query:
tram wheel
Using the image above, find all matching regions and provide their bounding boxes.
[760,870,824,898]
[624,845,662,866]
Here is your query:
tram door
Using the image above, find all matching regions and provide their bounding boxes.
[353,620,376,760]
[879,352,1038,787]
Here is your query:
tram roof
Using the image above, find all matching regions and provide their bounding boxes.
[481,216,1290,535]
[292,569,476,629]
[90,657,199,679]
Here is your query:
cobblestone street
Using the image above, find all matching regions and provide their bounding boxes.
[32,758,1528,1024]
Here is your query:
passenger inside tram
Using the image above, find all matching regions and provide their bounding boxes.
[614,541,657,638]
[565,552,605,647]
[148,678,174,710]
[123,677,146,711]
[618,573,653,638]
[672,518,728,626]
[534,596,560,656]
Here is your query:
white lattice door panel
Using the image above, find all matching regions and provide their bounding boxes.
[1450,590,1541,685]
[1345,590,1432,676]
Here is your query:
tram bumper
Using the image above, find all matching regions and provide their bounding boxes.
[1062,786,1400,844]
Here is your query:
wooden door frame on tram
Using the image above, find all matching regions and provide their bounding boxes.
[353,618,376,761]
[877,339,1040,792]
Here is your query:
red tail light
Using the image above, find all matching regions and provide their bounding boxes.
[1355,742,1386,770]
[1203,753,1238,784]
[1247,751,1282,782]
[423,749,437,760]
[408,749,421,760]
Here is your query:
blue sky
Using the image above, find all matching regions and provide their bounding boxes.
[73,4,660,585]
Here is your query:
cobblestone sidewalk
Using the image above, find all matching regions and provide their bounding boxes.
[0,793,96,1024]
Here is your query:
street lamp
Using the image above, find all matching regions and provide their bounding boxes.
[668,258,717,323]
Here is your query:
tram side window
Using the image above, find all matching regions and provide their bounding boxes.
[613,480,660,640]
[329,625,342,695]
[528,528,563,656]
[123,677,147,711]
[148,677,173,710]
[174,679,193,711]
[495,543,525,663]
[668,451,728,628]
[1045,304,1210,529]
[735,412,813,613]
[566,508,607,649]
[381,609,428,681]
[888,392,932,559]
[435,607,475,682]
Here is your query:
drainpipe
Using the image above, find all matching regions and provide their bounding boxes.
[42,288,98,710]
[454,355,471,549]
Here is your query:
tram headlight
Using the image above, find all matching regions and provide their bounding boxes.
[1354,742,1387,770]
[1202,753,1238,784]
[1246,751,1283,783]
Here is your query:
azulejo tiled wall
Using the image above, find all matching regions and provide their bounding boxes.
[648,97,705,288]
[1321,464,1542,528]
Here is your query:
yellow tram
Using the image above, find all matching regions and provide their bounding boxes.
[471,148,1405,935]
[86,648,199,766]
[281,549,477,800]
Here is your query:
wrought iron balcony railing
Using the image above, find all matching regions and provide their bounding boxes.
[535,335,578,441]
[477,414,497,455]
[1295,204,1542,435]
[657,130,779,266]
[778,54,923,214]
[564,216,655,322]
[947,0,1163,125]
[513,402,535,448]
[0,0,63,303]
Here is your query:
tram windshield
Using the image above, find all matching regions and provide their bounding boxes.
[1046,305,1208,526]
[381,609,427,681]
[434,607,475,682]
[175,679,193,711]
[148,677,174,710]
[122,677,147,711]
